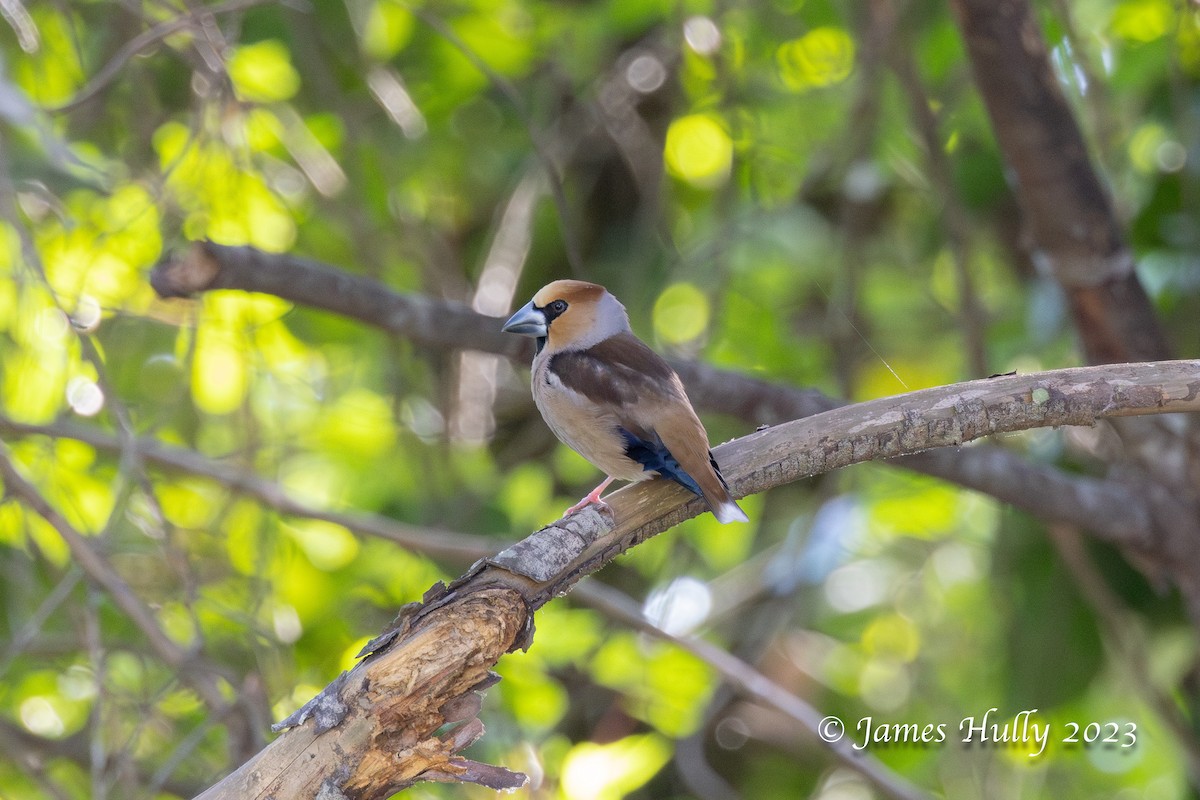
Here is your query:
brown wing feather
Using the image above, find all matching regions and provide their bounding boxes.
[648,376,741,515]
[548,332,675,407]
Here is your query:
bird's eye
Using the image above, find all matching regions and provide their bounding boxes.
[541,298,569,324]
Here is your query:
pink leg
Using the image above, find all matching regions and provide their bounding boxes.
[564,476,615,516]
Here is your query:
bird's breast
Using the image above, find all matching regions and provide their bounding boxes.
[531,357,648,481]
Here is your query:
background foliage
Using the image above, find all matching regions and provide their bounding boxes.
[1,0,1199,798]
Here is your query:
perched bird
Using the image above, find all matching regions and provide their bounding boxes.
[502,280,748,524]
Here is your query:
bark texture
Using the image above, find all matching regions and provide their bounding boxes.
[150,239,1200,618]
[191,360,1200,798]
[950,0,1173,363]
[197,588,528,800]
[951,0,1200,619]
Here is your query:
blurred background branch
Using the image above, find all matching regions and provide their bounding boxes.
[2,0,1200,798]
[197,359,1200,799]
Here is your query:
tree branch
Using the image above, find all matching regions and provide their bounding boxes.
[0,440,230,715]
[149,241,1176,551]
[888,38,988,376]
[0,415,494,564]
[192,359,1200,798]
[152,242,528,360]
[949,0,1172,363]
[48,0,280,115]
[573,580,933,800]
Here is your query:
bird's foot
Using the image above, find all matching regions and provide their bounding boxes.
[563,496,610,516]
[563,477,615,517]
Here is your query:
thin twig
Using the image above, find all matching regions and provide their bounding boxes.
[1047,524,1200,782]
[413,8,584,275]
[575,580,934,800]
[0,440,229,712]
[889,42,989,377]
[823,0,899,396]
[48,0,280,114]
[0,567,83,678]
[0,415,494,564]
[0,0,38,52]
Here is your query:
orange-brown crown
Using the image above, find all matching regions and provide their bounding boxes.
[532,280,606,308]
[531,280,625,351]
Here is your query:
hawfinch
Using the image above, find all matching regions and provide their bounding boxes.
[502,280,748,524]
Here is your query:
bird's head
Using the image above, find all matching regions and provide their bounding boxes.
[502,280,630,354]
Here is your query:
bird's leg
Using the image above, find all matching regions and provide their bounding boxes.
[564,476,615,516]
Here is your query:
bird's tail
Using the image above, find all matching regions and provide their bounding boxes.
[699,451,748,524]
[653,417,749,525]
[710,495,749,524]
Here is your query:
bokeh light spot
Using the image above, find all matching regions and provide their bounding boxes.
[66,377,104,417]
[684,16,721,56]
[560,734,672,800]
[777,27,855,91]
[1111,0,1172,42]
[228,40,301,102]
[653,282,710,345]
[664,114,733,189]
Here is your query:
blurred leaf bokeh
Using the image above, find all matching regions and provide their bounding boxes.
[1,0,1199,798]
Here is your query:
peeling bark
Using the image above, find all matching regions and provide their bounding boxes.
[196,589,528,800]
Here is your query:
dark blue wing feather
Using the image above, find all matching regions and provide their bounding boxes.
[619,428,703,498]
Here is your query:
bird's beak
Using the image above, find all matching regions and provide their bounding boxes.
[501,301,547,338]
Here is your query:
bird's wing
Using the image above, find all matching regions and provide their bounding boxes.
[549,333,716,492]
[547,332,677,408]
[549,332,747,522]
